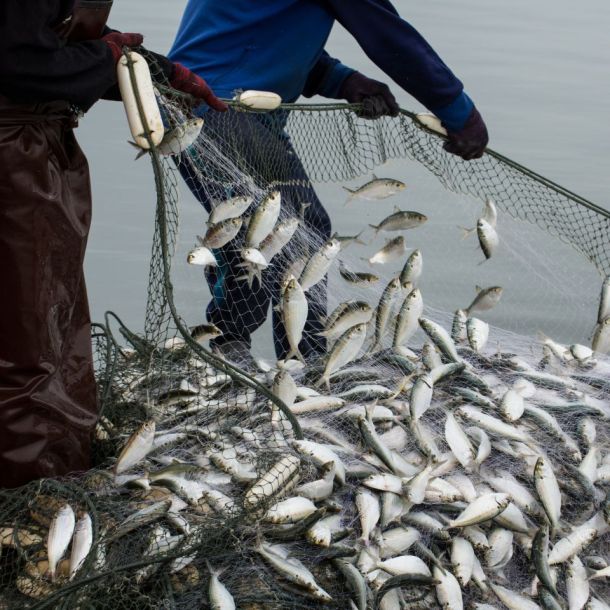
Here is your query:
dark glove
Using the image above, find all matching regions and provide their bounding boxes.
[102,31,144,64]
[339,71,399,119]
[170,63,228,112]
[443,107,489,160]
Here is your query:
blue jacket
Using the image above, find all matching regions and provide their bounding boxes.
[169,0,473,130]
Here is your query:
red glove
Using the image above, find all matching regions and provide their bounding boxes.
[170,63,228,112]
[102,32,144,64]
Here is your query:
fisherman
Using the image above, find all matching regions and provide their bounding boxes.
[0,0,226,488]
[169,0,489,365]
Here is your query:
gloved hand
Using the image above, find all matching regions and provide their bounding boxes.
[339,71,399,119]
[170,63,228,112]
[443,107,489,160]
[102,31,144,64]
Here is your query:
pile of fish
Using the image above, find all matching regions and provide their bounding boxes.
[2,178,610,609]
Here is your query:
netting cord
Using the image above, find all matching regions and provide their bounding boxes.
[121,49,303,439]
[155,82,610,222]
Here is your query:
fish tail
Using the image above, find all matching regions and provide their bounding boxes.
[314,374,330,391]
[458,225,475,240]
[342,187,355,206]
[368,224,380,236]
[354,231,367,246]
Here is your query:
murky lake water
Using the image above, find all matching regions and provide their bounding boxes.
[81,0,610,355]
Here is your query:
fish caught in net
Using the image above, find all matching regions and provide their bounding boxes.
[0,50,609,609]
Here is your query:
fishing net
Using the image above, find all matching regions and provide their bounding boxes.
[1,50,609,609]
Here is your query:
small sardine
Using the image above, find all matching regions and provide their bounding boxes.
[187,245,217,266]
[338,261,379,285]
[366,236,407,265]
[208,194,253,225]
[465,285,504,316]
[201,217,243,249]
[399,249,423,288]
[47,504,75,581]
[114,420,155,475]
[369,208,427,235]
[343,174,406,203]
[477,218,499,260]
[300,238,341,291]
[245,190,281,248]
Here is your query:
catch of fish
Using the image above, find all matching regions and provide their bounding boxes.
[2,172,610,610]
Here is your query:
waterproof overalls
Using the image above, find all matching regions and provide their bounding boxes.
[0,1,117,488]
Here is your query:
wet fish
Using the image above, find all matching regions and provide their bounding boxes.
[343,174,406,203]
[332,231,367,249]
[316,323,368,389]
[465,285,504,316]
[300,238,341,291]
[319,301,373,339]
[207,562,236,609]
[115,420,156,474]
[477,218,499,260]
[597,276,610,323]
[136,117,203,159]
[187,246,217,266]
[281,278,308,363]
[370,277,401,352]
[190,323,223,343]
[369,208,427,235]
[592,317,610,354]
[467,317,489,352]
[338,261,379,285]
[366,236,407,265]
[47,504,75,581]
[69,513,92,581]
[399,249,423,288]
[201,217,243,249]
[208,195,253,225]
[245,191,281,248]
[259,217,299,263]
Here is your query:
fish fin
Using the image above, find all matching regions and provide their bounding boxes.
[134,148,148,161]
[393,205,401,212]
[299,202,311,220]
[368,224,380,237]
[196,235,206,247]
[342,186,356,194]
[372,173,378,180]
[284,347,306,365]
[354,230,367,246]
[477,258,488,266]
[458,225,475,239]
[475,285,483,293]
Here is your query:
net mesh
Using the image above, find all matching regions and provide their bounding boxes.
[0,51,609,609]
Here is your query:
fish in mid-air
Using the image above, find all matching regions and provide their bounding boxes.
[369,208,427,235]
[465,285,503,316]
[343,174,406,204]
[366,236,408,265]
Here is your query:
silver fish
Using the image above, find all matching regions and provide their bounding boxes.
[300,237,341,291]
[370,277,401,352]
[137,117,203,159]
[316,323,368,389]
[467,317,489,352]
[115,420,155,474]
[47,504,76,581]
[281,277,308,363]
[369,208,427,235]
[187,245,217,266]
[399,249,423,288]
[245,190,281,248]
[259,217,299,263]
[207,561,236,610]
[465,285,504,316]
[208,194,253,225]
[69,513,92,581]
[367,236,407,265]
[201,217,243,248]
[393,288,424,348]
[338,261,379,285]
[332,230,367,249]
[319,301,373,339]
[343,174,406,203]
[592,317,610,354]
[477,218,499,260]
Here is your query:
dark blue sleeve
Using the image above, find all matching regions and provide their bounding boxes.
[303,51,355,99]
[323,0,466,113]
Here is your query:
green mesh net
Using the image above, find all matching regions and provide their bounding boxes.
[0,50,609,609]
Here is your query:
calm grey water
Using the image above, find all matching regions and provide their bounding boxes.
[81,0,610,353]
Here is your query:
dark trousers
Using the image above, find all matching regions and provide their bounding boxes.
[0,98,97,488]
[177,109,331,360]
